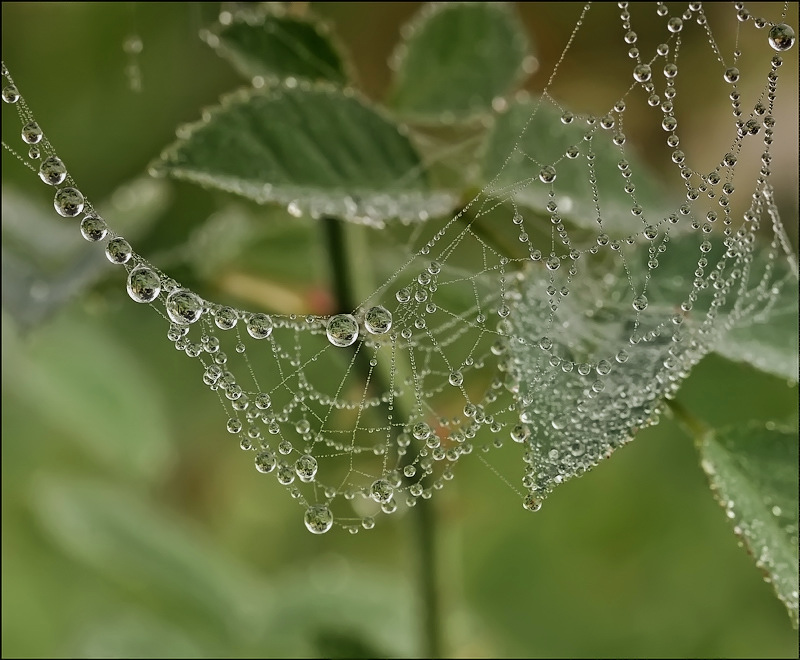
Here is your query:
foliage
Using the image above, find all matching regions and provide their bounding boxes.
[2,2,798,657]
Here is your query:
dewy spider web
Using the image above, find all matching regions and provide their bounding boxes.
[2,2,797,534]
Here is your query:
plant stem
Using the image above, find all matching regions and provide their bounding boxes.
[321,216,444,659]
[665,398,710,443]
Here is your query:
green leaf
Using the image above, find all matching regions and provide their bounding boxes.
[481,96,672,234]
[697,422,799,627]
[507,256,673,505]
[631,233,799,382]
[713,269,799,382]
[4,309,173,483]
[151,82,456,226]
[32,476,270,645]
[1,179,170,332]
[204,6,351,86]
[387,2,532,122]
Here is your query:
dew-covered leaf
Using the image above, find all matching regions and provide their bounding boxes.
[507,222,797,506]
[387,2,531,123]
[507,256,674,506]
[481,97,672,235]
[1,178,169,332]
[697,422,799,627]
[32,476,269,643]
[633,233,799,382]
[204,6,351,85]
[713,270,798,382]
[4,309,172,482]
[151,82,456,226]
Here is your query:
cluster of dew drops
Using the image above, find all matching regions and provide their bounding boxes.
[1,3,796,534]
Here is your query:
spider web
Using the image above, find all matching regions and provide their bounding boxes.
[2,2,797,534]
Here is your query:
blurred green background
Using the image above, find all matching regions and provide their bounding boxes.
[2,3,798,657]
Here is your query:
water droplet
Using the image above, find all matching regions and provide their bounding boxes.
[166,289,203,325]
[539,165,557,183]
[38,156,67,186]
[510,424,529,443]
[126,265,161,303]
[214,306,238,330]
[523,493,542,512]
[632,295,648,311]
[105,237,132,264]
[255,450,276,473]
[326,314,359,347]
[53,187,84,218]
[633,64,652,82]
[364,305,392,334]
[667,17,683,32]
[21,121,42,145]
[596,359,612,375]
[247,313,274,339]
[79,214,107,242]
[723,67,740,83]
[304,504,333,534]
[2,84,19,103]
[295,454,318,482]
[768,23,795,51]
[255,392,271,410]
[370,478,394,503]
[546,256,560,271]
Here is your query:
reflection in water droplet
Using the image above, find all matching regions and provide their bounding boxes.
[326,314,359,347]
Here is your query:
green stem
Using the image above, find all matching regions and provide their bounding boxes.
[665,398,710,444]
[321,216,444,659]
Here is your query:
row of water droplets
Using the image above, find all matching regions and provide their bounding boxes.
[1,2,795,533]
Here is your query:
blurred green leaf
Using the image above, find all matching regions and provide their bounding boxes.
[4,309,172,483]
[2,179,169,330]
[1,178,169,332]
[73,609,209,658]
[481,97,671,235]
[151,83,456,226]
[204,6,351,86]
[387,2,531,122]
[697,422,799,627]
[32,476,269,648]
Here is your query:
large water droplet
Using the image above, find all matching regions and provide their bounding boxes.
[633,64,652,82]
[523,493,542,512]
[723,67,740,83]
[126,265,161,303]
[326,314,359,347]
[295,454,318,482]
[53,187,84,218]
[364,306,392,334]
[2,85,20,103]
[79,214,107,242]
[214,305,238,330]
[166,289,203,325]
[247,313,273,339]
[255,450,276,473]
[105,237,132,264]
[370,478,394,503]
[539,165,557,183]
[21,121,42,145]
[38,156,67,186]
[304,504,333,534]
[768,23,795,51]
[632,294,648,311]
